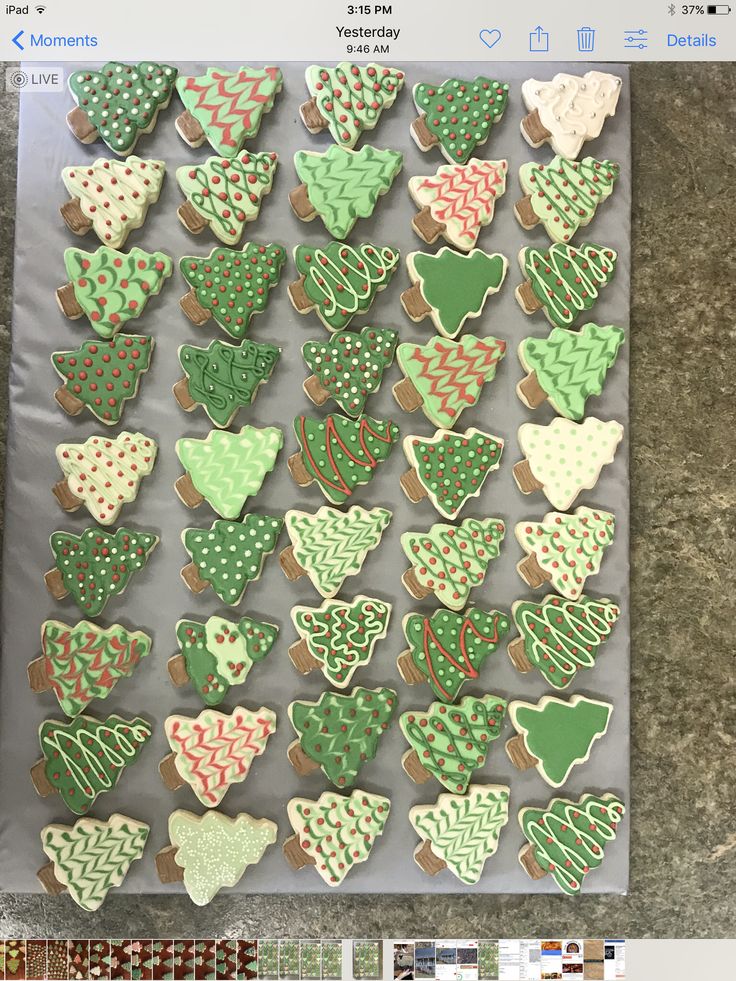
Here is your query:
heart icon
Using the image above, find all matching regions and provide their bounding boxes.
[479,28,502,50]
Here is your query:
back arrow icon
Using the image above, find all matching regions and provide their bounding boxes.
[12,30,24,50]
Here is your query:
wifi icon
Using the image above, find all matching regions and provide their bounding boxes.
[35,4,46,11]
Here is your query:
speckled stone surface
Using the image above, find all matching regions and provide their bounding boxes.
[0,63,734,939]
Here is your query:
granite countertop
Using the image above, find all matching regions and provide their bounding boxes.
[0,63,734,939]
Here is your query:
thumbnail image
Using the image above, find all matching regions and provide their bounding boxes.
[477,942,499,981]
[280,940,300,980]
[415,944,436,980]
[435,943,457,981]
[394,943,415,980]
[353,942,382,980]
[259,940,280,980]
[322,942,343,981]
[457,949,478,966]
[300,942,322,980]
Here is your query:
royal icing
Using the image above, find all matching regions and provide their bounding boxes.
[289,686,397,788]
[164,705,276,807]
[302,326,398,417]
[409,784,509,884]
[287,789,390,886]
[176,66,282,156]
[176,151,278,244]
[518,156,620,243]
[518,323,625,420]
[401,608,510,703]
[181,514,283,606]
[511,594,621,689]
[294,145,403,238]
[404,248,507,339]
[38,713,151,815]
[49,527,158,616]
[413,77,509,163]
[509,694,612,788]
[521,72,622,159]
[55,431,157,526]
[401,694,507,793]
[61,158,165,249]
[176,426,283,519]
[291,596,391,689]
[303,63,405,146]
[167,809,277,905]
[516,507,615,600]
[41,813,149,912]
[409,159,507,250]
[519,792,625,894]
[285,505,392,599]
[518,242,618,329]
[175,615,278,706]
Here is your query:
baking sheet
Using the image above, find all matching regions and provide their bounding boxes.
[0,61,630,895]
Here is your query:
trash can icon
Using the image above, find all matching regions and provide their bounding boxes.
[577,26,596,52]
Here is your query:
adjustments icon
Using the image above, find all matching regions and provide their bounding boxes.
[529,25,550,52]
[577,26,596,51]
[623,28,649,48]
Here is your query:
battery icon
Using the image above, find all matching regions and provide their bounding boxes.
[707,4,731,12]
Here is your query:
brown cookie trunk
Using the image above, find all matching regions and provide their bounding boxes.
[519,841,549,880]
[155,844,184,884]
[288,275,313,313]
[400,283,432,322]
[60,198,91,236]
[396,650,425,686]
[393,377,424,413]
[402,748,432,785]
[288,639,320,676]
[289,183,316,221]
[507,636,533,673]
[179,288,211,326]
[44,568,68,601]
[54,386,84,417]
[517,553,552,589]
[518,370,548,409]
[514,194,539,229]
[279,545,307,582]
[176,109,205,146]
[303,374,330,406]
[411,114,439,151]
[66,106,99,143]
[159,753,185,791]
[521,108,552,146]
[400,468,428,504]
[167,654,190,688]
[180,561,210,595]
[56,282,83,319]
[37,861,66,896]
[283,833,317,870]
[27,657,51,693]
[52,479,83,513]
[402,567,433,601]
[414,838,447,877]
[506,733,539,771]
[178,200,209,235]
[287,452,314,488]
[412,205,445,245]
[31,759,54,797]
[517,279,543,314]
[173,377,196,411]
[287,740,320,776]
[175,472,205,509]
[300,97,328,132]
[513,459,544,495]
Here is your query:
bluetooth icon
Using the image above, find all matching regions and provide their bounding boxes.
[668,2,676,12]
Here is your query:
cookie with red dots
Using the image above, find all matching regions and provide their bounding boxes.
[411,76,509,163]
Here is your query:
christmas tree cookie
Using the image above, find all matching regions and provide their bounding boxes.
[291,145,403,238]
[45,527,158,616]
[302,326,398,418]
[411,77,509,163]
[289,242,400,332]
[67,62,177,154]
[397,608,510,703]
[53,431,157,526]
[507,694,613,788]
[160,705,276,807]
[300,63,405,146]
[281,505,392,599]
[401,248,507,339]
[517,323,625,421]
[394,334,506,430]
[409,784,510,884]
[175,66,283,155]
[516,243,618,328]
[289,595,391,688]
[283,789,390,886]
[508,594,621,689]
[170,615,278,706]
[400,694,507,793]
[57,247,172,338]
[39,813,149,911]
[175,425,283,519]
[29,619,151,717]
[515,157,620,243]
[52,334,154,426]
[289,414,399,505]
[518,792,625,894]
[288,686,397,788]
[31,713,152,815]
[408,159,507,251]
[61,158,165,249]
[521,72,622,159]
[181,514,283,606]
[175,337,281,428]
[179,243,286,337]
[176,151,278,243]
[401,428,503,518]
[401,516,505,612]
[156,809,277,906]
[515,417,624,511]
[516,507,615,600]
